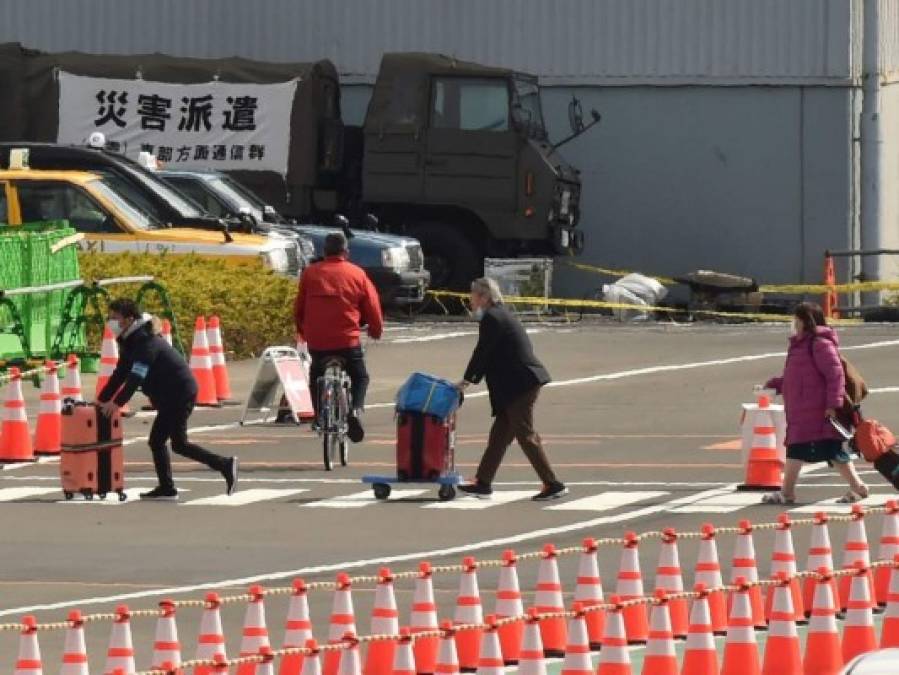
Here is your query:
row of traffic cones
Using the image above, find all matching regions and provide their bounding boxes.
[191,315,235,406]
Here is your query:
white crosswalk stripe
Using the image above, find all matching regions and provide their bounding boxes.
[790,495,895,513]
[186,488,307,506]
[422,490,535,509]
[669,490,766,514]
[545,491,669,511]
[305,488,429,508]
[0,486,60,501]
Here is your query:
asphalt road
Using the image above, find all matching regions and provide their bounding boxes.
[2,320,899,670]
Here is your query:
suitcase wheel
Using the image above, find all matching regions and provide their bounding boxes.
[81,490,93,501]
[98,493,107,500]
[438,485,456,501]
[64,491,74,501]
[118,491,128,502]
[373,483,391,500]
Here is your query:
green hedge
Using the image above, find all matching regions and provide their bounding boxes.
[77,252,297,359]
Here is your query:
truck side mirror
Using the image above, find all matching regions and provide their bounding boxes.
[364,213,380,231]
[568,96,585,134]
[512,106,533,133]
[334,214,354,239]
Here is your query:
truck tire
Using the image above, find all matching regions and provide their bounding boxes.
[409,224,482,290]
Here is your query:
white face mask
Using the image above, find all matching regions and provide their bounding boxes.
[472,307,485,321]
[107,319,123,338]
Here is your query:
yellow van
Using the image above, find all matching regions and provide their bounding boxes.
[0,169,297,274]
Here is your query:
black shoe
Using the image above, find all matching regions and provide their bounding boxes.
[347,412,365,443]
[532,482,568,501]
[139,486,179,502]
[458,481,493,499]
[223,457,239,496]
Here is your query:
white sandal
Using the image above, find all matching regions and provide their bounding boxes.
[836,488,869,504]
[761,492,796,505]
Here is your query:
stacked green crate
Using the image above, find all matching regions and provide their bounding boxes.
[0,228,28,358]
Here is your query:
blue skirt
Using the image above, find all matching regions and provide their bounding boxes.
[786,439,852,465]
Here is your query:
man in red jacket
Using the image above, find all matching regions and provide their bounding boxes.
[294,232,384,441]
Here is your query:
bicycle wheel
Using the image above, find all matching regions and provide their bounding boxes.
[323,433,336,471]
[339,436,349,466]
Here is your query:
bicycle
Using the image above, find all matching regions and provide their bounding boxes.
[316,356,351,471]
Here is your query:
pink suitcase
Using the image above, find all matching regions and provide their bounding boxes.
[60,402,126,501]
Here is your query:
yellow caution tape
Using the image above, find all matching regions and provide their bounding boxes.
[565,262,677,285]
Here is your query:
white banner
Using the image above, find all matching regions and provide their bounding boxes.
[57,72,298,174]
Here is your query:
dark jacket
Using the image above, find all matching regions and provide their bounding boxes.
[97,320,197,407]
[464,305,551,415]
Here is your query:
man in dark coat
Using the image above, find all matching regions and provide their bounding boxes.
[457,278,567,501]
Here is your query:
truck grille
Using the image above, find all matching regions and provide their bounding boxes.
[285,244,302,276]
[407,244,424,271]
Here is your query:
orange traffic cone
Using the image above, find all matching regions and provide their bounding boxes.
[33,361,62,455]
[437,621,460,675]
[325,574,357,675]
[693,524,727,635]
[730,520,766,630]
[641,590,677,675]
[738,394,783,490]
[393,628,415,675]
[14,616,42,675]
[60,610,88,675]
[280,579,312,675]
[339,633,362,675]
[804,512,839,617]
[301,639,323,675]
[0,368,33,461]
[105,604,136,675]
[453,557,484,671]
[654,529,687,639]
[195,592,227,675]
[720,578,761,675]
[597,596,632,675]
[96,325,119,398]
[410,562,439,674]
[574,538,605,648]
[804,567,843,675]
[762,573,802,675]
[616,532,649,644]
[476,616,503,675]
[366,568,399,675]
[494,550,523,664]
[162,318,173,346]
[882,555,899,647]
[766,514,804,623]
[680,584,718,675]
[152,599,182,669]
[207,316,235,402]
[259,645,277,675]
[876,501,899,606]
[62,354,83,402]
[518,609,546,675]
[237,585,271,675]
[534,544,567,655]
[843,562,878,662]
[560,603,591,675]
[191,317,220,407]
[839,505,875,612]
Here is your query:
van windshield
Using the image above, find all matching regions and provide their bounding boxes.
[513,76,547,141]
[88,179,162,230]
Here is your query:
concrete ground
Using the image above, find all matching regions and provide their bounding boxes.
[1,320,898,670]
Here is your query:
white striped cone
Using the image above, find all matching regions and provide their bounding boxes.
[804,512,839,616]
[517,610,546,675]
[95,325,119,398]
[680,584,718,675]
[195,593,227,675]
[258,645,276,675]
[34,361,62,455]
[279,580,312,675]
[765,514,804,623]
[534,544,567,654]
[883,555,899,648]
[839,506,875,612]
[574,538,605,647]
[237,585,271,675]
[559,605,592,675]
[693,525,726,635]
[436,622,460,675]
[843,562,878,662]
[762,573,802,675]
[475,617,504,675]
[641,591,677,675]
[876,501,899,606]
[325,574,356,675]
[338,633,362,675]
[410,562,439,674]
[720,579,760,675]
[207,316,234,401]
[615,533,648,644]
[14,616,42,675]
[104,605,135,675]
[392,629,415,675]
[453,557,483,670]
[300,640,322,675]
[151,600,181,669]
[365,568,399,675]
[0,367,33,461]
[729,520,766,629]
[803,568,843,674]
[62,355,83,402]
[60,610,89,675]
[653,530,686,639]
[161,319,173,346]
[741,403,783,489]
[190,316,219,406]
[597,597,632,675]
[494,550,523,664]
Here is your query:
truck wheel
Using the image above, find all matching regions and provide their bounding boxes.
[410,224,482,290]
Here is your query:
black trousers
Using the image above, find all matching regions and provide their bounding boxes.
[309,347,370,413]
[148,397,228,490]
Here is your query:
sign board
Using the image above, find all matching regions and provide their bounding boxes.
[484,258,553,313]
[57,72,298,174]
[241,347,314,425]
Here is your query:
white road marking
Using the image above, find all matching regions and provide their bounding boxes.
[670,491,769,513]
[391,331,476,344]
[869,387,899,394]
[305,488,429,508]
[422,490,535,509]
[0,486,60,501]
[791,495,896,513]
[185,488,307,506]
[544,491,669,512]
[1,455,57,471]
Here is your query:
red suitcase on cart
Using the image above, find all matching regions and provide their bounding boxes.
[396,412,456,481]
[60,401,126,501]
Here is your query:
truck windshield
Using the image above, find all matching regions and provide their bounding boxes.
[208,177,265,223]
[513,76,547,140]
[88,179,162,231]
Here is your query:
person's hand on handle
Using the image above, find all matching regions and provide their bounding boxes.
[825,408,837,419]
[98,400,119,418]
[456,380,471,393]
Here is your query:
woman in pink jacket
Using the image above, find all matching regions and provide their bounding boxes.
[761,302,868,505]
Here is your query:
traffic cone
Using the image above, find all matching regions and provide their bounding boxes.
[804,512,839,617]
[14,616,42,675]
[410,562,439,674]
[720,578,761,675]
[194,592,227,675]
[574,538,605,648]
[654,529,687,639]
[152,600,182,669]
[191,317,220,407]
[680,584,718,675]
[207,316,235,402]
[393,628,415,675]
[339,633,362,675]
[882,555,899,647]
[60,610,88,675]
[730,520,766,630]
[96,325,119,398]
[738,395,783,490]
[641,590,677,675]
[560,604,591,675]
[453,557,484,671]
[437,622,460,675]
[534,544,567,655]
[518,609,546,675]
[280,579,313,675]
[162,318,173,346]
[876,501,899,606]
[762,573,802,675]
[693,524,727,635]
[843,561,878,662]
[258,646,277,675]
[765,514,804,623]
[62,354,83,402]
[803,567,843,675]
[366,568,399,675]
[494,550,523,664]
[839,505,875,612]
[616,532,649,644]
[597,596,632,675]
[33,361,61,455]
[237,585,271,675]
[476,616,503,675]
[325,574,357,675]
[301,640,323,675]
[0,368,33,461]
[105,605,135,675]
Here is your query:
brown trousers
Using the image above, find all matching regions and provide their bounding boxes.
[475,386,558,485]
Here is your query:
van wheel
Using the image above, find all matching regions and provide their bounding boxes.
[409,224,482,291]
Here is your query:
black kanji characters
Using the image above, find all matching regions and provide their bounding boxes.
[194,145,210,161]
[249,144,265,160]
[157,146,174,163]
[222,96,258,131]
[94,90,128,128]
[176,146,192,162]
[178,95,214,132]
[230,145,245,161]
[137,94,172,131]
[212,145,227,161]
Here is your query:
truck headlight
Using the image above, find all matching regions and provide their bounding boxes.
[262,247,289,273]
[560,189,571,216]
[381,246,411,270]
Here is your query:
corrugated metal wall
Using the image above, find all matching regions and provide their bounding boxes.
[0,0,864,85]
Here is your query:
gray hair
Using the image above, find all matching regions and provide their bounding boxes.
[471,277,504,305]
